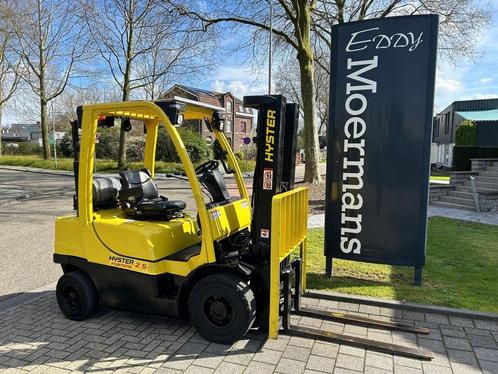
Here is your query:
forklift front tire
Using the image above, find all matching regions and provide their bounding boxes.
[188,273,256,344]
[56,271,98,321]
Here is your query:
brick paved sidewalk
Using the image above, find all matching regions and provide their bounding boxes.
[1,291,498,374]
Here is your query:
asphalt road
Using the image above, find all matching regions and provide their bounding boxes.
[0,168,200,301]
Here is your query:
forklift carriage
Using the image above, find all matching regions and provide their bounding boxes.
[53,96,433,360]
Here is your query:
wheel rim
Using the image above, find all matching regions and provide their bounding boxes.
[204,295,233,327]
[61,284,80,312]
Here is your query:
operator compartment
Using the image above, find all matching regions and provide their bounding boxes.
[90,170,199,262]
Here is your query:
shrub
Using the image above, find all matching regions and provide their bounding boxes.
[452,146,479,171]
[156,126,211,163]
[95,127,120,159]
[126,135,146,162]
[455,121,476,146]
[2,141,42,156]
[181,128,211,162]
[58,133,73,157]
[240,144,257,160]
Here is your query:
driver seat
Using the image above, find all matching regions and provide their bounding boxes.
[118,169,186,220]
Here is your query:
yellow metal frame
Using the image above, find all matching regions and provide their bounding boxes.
[268,187,309,338]
[56,100,251,277]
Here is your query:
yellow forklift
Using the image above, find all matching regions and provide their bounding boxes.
[53,96,433,360]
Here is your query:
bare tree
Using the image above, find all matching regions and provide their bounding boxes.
[50,85,122,131]
[275,56,329,135]
[135,18,215,100]
[0,3,21,156]
[171,0,324,183]
[7,0,87,159]
[83,0,215,169]
[312,0,492,67]
[170,0,491,183]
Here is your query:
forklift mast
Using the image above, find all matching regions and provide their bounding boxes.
[243,95,299,259]
[242,95,300,327]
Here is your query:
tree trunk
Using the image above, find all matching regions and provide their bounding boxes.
[298,52,322,183]
[117,0,136,171]
[40,97,51,159]
[293,0,322,183]
[0,103,3,157]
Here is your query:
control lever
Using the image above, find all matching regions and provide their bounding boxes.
[165,172,188,181]
[213,139,234,174]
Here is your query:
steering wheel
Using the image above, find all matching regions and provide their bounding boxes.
[195,160,219,175]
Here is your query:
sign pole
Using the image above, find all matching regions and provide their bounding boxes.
[325,257,333,278]
[414,267,423,286]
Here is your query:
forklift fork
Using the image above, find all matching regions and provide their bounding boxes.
[279,260,434,360]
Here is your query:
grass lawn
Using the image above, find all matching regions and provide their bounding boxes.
[0,155,255,173]
[304,217,498,313]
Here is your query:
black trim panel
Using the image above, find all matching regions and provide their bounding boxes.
[54,254,184,317]
[165,244,201,261]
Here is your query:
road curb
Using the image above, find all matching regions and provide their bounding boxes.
[0,165,253,180]
[0,281,57,313]
[0,165,73,177]
[306,289,498,322]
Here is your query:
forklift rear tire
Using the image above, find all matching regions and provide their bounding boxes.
[56,271,98,321]
[188,273,256,344]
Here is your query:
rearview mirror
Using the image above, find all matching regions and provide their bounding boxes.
[121,118,132,132]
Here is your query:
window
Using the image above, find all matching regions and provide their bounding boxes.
[240,121,247,133]
[239,105,244,112]
[225,119,232,133]
[226,101,232,113]
[444,113,450,134]
[434,118,439,137]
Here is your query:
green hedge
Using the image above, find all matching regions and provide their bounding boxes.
[156,126,211,163]
[453,146,479,171]
[453,146,498,171]
[478,147,498,159]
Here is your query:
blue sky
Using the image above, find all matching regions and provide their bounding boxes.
[433,7,498,112]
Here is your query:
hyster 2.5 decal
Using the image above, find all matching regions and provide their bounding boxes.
[108,255,147,271]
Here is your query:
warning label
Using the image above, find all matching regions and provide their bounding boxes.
[263,168,273,190]
[261,229,270,238]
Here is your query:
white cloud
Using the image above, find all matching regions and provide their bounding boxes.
[209,79,267,100]
[435,74,463,93]
[207,65,269,99]
[479,77,493,84]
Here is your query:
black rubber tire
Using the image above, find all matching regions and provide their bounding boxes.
[56,271,98,321]
[188,273,256,344]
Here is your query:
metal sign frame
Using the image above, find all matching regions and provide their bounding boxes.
[325,15,439,285]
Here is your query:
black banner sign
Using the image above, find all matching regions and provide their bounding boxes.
[325,15,438,282]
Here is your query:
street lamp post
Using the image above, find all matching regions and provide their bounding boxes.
[51,100,58,169]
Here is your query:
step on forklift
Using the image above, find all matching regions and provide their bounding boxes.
[54,96,433,360]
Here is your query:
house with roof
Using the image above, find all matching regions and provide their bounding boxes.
[1,122,42,143]
[431,98,498,168]
[161,85,255,152]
